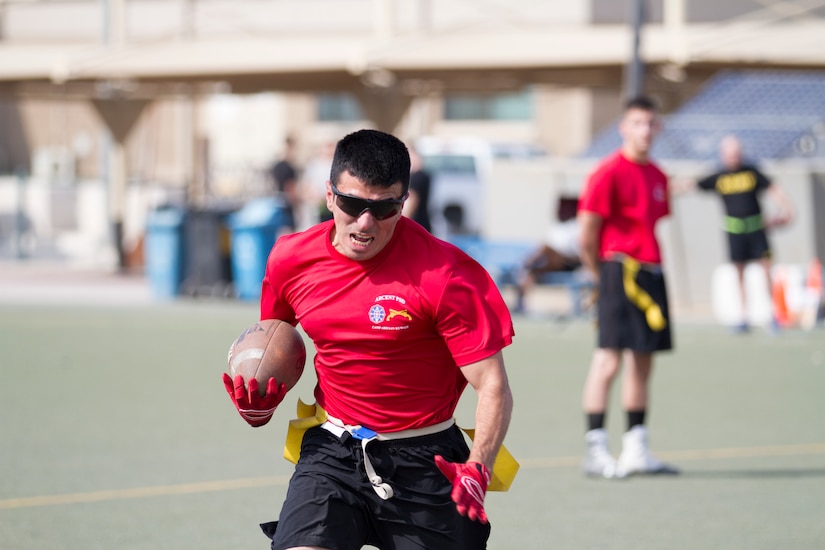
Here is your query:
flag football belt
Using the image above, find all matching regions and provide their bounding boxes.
[724,214,763,234]
[283,399,519,499]
[607,254,666,332]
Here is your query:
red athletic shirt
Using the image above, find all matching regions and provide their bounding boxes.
[260,217,514,432]
[578,151,670,264]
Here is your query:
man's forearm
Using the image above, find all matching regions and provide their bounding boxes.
[468,381,513,471]
[577,213,602,282]
[580,243,601,280]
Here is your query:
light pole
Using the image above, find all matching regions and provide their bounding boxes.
[625,0,645,99]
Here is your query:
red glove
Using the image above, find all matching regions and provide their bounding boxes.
[434,455,491,524]
[222,373,286,427]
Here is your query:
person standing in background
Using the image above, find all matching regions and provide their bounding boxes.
[577,96,679,479]
[270,136,300,233]
[402,146,433,233]
[301,140,337,227]
[689,134,794,333]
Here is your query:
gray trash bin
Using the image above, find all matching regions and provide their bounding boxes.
[180,206,236,297]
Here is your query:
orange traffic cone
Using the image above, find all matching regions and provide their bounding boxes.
[771,267,791,328]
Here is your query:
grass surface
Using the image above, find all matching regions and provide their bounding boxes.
[1,304,823,549]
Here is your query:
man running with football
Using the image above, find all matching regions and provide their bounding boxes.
[223,129,515,549]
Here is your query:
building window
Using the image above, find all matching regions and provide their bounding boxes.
[444,90,533,121]
[317,93,363,121]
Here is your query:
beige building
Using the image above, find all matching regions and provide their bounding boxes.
[3,0,824,181]
[0,1,823,315]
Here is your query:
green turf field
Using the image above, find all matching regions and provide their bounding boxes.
[1,303,823,549]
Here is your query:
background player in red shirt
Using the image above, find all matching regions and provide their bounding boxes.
[224,129,514,549]
[577,96,679,479]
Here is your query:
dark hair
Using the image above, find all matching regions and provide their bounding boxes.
[330,130,411,196]
[624,95,658,113]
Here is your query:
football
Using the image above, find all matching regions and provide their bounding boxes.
[227,319,307,396]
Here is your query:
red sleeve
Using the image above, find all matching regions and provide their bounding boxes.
[579,161,614,220]
[656,166,671,220]
[260,242,298,324]
[434,256,514,367]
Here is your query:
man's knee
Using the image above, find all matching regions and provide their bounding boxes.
[591,348,622,379]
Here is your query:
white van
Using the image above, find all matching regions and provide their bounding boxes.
[415,137,492,239]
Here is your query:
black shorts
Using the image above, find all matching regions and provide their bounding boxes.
[727,230,771,263]
[262,424,491,550]
[597,260,672,352]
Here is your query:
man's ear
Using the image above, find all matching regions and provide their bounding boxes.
[325,181,335,211]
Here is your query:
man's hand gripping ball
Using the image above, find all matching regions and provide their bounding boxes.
[222,373,287,427]
[434,455,491,524]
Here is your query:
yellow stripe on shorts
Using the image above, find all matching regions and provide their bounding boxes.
[621,256,666,332]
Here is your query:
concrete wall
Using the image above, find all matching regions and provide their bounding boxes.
[591,0,825,24]
[483,157,824,313]
[0,176,182,266]
[1,156,821,317]
[3,1,592,41]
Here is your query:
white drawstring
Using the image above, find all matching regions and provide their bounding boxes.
[321,415,455,500]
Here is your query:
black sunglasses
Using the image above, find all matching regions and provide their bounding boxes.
[330,182,404,221]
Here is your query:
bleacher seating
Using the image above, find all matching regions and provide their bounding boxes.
[581,70,825,162]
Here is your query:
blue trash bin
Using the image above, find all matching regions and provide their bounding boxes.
[227,198,287,300]
[144,206,187,299]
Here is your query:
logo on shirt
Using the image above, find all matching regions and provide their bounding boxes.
[369,294,412,331]
[388,309,412,321]
[716,172,757,195]
[368,304,387,323]
[653,182,667,202]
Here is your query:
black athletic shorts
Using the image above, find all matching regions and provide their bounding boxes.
[597,260,672,352]
[261,424,491,550]
[727,230,771,263]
